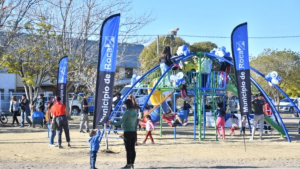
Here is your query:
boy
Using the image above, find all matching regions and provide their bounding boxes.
[89,129,101,169]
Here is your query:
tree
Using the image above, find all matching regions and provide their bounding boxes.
[0,0,40,63]
[250,49,300,104]
[139,36,189,73]
[190,41,217,53]
[2,21,60,107]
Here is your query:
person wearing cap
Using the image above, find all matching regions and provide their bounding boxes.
[250,93,266,140]
[50,96,71,148]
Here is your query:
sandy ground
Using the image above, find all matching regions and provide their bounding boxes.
[1,116,300,169]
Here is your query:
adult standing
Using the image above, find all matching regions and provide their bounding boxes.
[250,93,266,140]
[228,95,239,114]
[19,94,32,127]
[79,94,90,133]
[113,93,121,107]
[38,94,45,113]
[108,99,137,169]
[50,96,71,148]
[47,97,57,146]
[10,96,20,126]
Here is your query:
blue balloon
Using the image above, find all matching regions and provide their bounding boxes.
[277,75,282,82]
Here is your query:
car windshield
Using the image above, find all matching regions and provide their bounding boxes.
[119,87,130,96]
[280,98,295,103]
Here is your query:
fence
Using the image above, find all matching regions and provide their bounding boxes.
[0,91,53,113]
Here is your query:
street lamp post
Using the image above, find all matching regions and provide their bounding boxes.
[162,27,179,54]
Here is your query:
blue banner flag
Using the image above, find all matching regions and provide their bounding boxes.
[57,56,68,105]
[231,23,252,115]
[93,14,120,128]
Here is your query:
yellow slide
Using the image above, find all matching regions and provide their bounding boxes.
[148,78,165,105]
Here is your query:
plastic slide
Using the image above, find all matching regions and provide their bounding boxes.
[138,78,174,126]
[144,90,175,117]
[226,84,285,136]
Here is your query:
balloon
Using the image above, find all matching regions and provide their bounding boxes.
[277,75,282,82]
[177,45,190,56]
[268,82,273,86]
[270,71,278,79]
[271,78,279,85]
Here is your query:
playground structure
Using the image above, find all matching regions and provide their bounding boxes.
[101,49,300,143]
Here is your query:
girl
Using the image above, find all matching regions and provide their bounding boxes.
[180,83,188,100]
[229,114,239,136]
[159,46,173,86]
[215,102,226,140]
[143,115,155,144]
[10,96,20,126]
[240,115,246,135]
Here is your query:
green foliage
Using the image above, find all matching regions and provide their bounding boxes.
[250,49,300,101]
[139,36,189,73]
[190,41,218,53]
[139,37,218,73]
[1,21,61,88]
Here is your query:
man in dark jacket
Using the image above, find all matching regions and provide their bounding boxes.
[38,94,45,113]
[19,94,32,127]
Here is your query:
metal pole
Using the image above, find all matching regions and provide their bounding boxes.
[104,124,109,151]
[157,35,160,55]
[170,35,174,55]
[160,92,163,137]
[173,92,176,139]
[0,91,2,111]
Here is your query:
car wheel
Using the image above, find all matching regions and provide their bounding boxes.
[289,107,294,113]
[71,107,80,116]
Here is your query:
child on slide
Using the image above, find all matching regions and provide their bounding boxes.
[143,115,155,144]
[162,110,185,127]
[229,114,239,136]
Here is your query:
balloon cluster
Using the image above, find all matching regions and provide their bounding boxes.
[264,71,282,86]
[131,74,141,85]
[171,72,186,87]
[210,46,232,61]
[177,45,190,56]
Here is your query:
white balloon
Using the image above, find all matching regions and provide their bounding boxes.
[268,82,273,87]
[271,78,279,85]
[270,71,278,79]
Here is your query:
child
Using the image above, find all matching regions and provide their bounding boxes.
[229,114,239,136]
[162,110,185,127]
[215,102,226,140]
[89,129,101,169]
[240,115,246,135]
[143,115,155,144]
[180,83,188,100]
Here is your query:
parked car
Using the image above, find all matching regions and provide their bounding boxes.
[278,98,298,112]
[69,93,94,116]
[113,85,152,107]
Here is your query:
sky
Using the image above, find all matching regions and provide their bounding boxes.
[130,0,300,56]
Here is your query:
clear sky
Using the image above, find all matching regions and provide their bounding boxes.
[130,0,300,56]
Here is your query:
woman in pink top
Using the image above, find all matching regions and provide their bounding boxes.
[143,115,155,144]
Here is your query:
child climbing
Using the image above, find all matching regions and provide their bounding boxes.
[143,115,155,144]
[180,83,188,100]
[229,114,239,136]
[159,46,173,86]
[162,110,185,127]
[215,102,226,140]
[240,115,246,135]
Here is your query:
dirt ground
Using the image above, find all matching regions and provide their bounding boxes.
[1,116,300,169]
